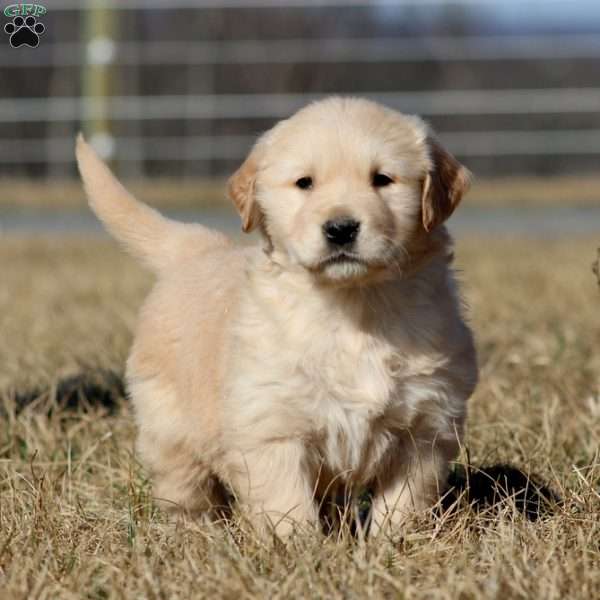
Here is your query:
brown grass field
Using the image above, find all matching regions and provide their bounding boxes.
[0,234,599,599]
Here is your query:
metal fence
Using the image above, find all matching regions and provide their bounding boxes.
[1,0,600,177]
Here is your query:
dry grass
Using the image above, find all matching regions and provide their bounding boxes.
[1,235,599,599]
[1,175,600,210]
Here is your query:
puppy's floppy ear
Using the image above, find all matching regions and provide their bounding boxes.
[227,150,263,233]
[421,136,471,232]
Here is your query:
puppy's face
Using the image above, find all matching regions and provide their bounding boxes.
[229,98,470,285]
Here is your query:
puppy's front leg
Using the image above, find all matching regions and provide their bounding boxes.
[229,440,319,537]
[369,437,456,536]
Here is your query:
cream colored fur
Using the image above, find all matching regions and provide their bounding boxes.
[76,97,478,537]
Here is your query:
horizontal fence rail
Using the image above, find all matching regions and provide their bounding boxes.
[3,89,600,122]
[4,35,600,67]
[4,130,600,163]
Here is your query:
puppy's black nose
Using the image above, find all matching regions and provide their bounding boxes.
[322,218,361,246]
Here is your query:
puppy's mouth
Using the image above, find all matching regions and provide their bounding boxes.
[316,251,366,269]
[304,245,404,284]
[306,250,378,283]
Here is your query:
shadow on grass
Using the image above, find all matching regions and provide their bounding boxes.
[10,369,126,415]
[442,463,562,521]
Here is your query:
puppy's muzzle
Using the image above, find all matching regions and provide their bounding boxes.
[322,217,361,247]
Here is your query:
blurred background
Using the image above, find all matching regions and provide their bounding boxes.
[1,0,599,232]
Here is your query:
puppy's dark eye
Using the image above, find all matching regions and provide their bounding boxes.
[295,177,313,190]
[372,173,393,188]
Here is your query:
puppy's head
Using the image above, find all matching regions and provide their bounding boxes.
[228,97,470,285]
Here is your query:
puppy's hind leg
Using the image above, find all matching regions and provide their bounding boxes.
[138,431,228,520]
[130,376,227,521]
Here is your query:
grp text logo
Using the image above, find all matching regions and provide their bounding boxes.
[4,3,47,48]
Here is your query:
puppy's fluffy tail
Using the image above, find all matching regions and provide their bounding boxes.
[76,134,224,273]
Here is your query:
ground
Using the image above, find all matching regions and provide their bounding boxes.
[0,234,599,599]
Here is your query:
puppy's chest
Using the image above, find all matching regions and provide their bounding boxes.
[299,333,395,413]
[235,285,448,473]
[286,324,418,472]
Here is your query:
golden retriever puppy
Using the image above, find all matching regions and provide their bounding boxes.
[76,97,478,537]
